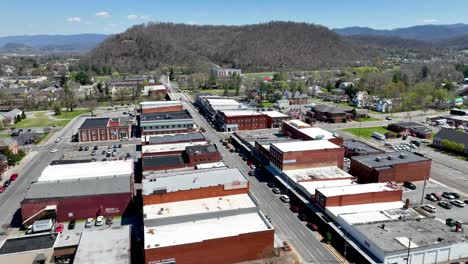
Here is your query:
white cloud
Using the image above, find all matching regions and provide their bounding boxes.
[423,19,438,23]
[96,11,110,18]
[66,17,81,23]
[140,15,154,21]
[127,14,139,20]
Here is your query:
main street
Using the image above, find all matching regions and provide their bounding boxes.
[177,91,341,264]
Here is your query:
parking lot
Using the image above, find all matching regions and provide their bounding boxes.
[62,142,138,162]
[402,180,468,225]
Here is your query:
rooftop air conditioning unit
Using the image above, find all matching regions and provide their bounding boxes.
[375,156,381,162]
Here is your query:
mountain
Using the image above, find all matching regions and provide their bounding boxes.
[1,42,38,53]
[83,21,372,73]
[334,24,468,41]
[347,35,434,50]
[0,34,108,53]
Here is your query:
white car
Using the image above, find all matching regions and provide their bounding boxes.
[50,149,58,153]
[54,138,61,143]
[280,195,290,203]
[422,204,437,213]
[95,216,104,226]
[450,200,465,208]
[85,218,93,228]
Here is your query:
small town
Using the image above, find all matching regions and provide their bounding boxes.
[1,1,468,264]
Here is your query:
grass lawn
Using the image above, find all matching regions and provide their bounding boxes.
[258,102,274,108]
[0,134,11,138]
[54,109,89,119]
[342,126,390,138]
[13,112,55,128]
[355,117,381,122]
[188,88,240,97]
[243,72,276,78]
[36,132,49,144]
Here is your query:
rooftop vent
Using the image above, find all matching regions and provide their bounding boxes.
[375,156,382,162]
[387,155,394,160]
[399,153,407,159]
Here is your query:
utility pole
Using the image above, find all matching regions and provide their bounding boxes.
[406,237,412,264]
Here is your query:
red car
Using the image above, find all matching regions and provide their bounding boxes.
[289,205,300,213]
[0,186,5,193]
[9,173,18,181]
[306,222,319,231]
[55,223,64,233]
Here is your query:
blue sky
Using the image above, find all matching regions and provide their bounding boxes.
[1,0,468,36]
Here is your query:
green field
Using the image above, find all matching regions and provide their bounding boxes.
[54,109,89,119]
[342,126,390,138]
[36,132,49,144]
[14,112,55,128]
[243,72,275,78]
[355,117,381,122]
[0,134,11,138]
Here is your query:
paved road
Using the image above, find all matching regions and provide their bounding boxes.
[178,91,341,263]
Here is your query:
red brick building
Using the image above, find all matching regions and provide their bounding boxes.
[349,151,432,183]
[281,120,343,146]
[140,101,183,114]
[308,104,353,123]
[79,117,132,142]
[261,111,289,128]
[218,110,268,131]
[315,182,402,209]
[269,140,344,171]
[387,122,432,139]
[141,132,205,146]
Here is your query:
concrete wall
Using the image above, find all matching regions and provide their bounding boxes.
[144,229,274,264]
[0,248,54,264]
[21,192,133,222]
[143,184,249,205]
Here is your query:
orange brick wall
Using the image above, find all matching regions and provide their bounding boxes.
[142,105,183,114]
[144,229,274,264]
[143,184,249,205]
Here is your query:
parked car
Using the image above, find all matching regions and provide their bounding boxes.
[403,181,416,190]
[386,116,392,120]
[450,192,461,199]
[306,222,319,231]
[450,200,465,208]
[250,165,256,170]
[422,204,437,213]
[272,188,281,194]
[50,149,58,153]
[55,137,61,143]
[289,205,300,213]
[78,146,84,151]
[442,192,456,199]
[126,153,131,158]
[85,218,93,228]
[93,146,98,150]
[84,146,89,151]
[55,223,64,233]
[95,216,104,226]
[9,173,18,181]
[265,215,272,223]
[0,186,6,193]
[3,180,11,187]
[298,213,308,221]
[267,182,276,188]
[113,145,118,149]
[91,151,96,156]
[280,195,290,203]
[438,201,453,209]
[118,144,122,148]
[464,200,468,204]
[425,193,437,202]
[446,218,456,227]
[248,171,255,176]
[101,150,106,155]
[431,193,442,201]
[68,220,76,230]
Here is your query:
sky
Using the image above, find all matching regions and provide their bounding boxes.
[1,0,468,36]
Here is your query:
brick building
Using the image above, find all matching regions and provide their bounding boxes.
[141,141,208,157]
[21,160,134,224]
[307,104,353,123]
[281,120,343,146]
[139,110,195,136]
[78,117,132,142]
[261,111,289,128]
[349,151,432,183]
[141,132,205,146]
[139,101,183,114]
[343,139,384,158]
[217,110,268,131]
[0,137,19,154]
[142,168,249,205]
[387,122,432,139]
[269,140,344,171]
[315,182,402,209]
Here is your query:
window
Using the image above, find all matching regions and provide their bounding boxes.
[91,130,96,135]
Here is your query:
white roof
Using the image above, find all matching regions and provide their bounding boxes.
[283,166,353,182]
[317,183,401,197]
[195,161,226,169]
[144,84,166,90]
[221,110,264,117]
[298,179,355,196]
[261,111,289,118]
[206,98,240,106]
[38,160,133,182]
[144,212,270,249]
[142,141,208,153]
[143,194,255,220]
[140,101,181,109]
[299,127,335,140]
[286,119,311,128]
[327,201,405,219]
[271,140,339,152]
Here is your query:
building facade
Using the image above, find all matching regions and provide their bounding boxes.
[79,118,132,142]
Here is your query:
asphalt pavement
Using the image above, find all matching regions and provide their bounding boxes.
[178,91,341,263]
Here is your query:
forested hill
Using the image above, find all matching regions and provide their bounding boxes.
[82,21,372,73]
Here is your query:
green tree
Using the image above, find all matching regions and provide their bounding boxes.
[53,102,62,115]
[74,71,92,85]
[421,65,430,80]
[21,111,26,119]
[169,67,175,81]
[63,83,77,112]
[258,81,273,102]
[273,72,287,82]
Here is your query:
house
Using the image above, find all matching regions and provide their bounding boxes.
[0,154,8,177]
[211,66,241,78]
[307,84,325,97]
[0,137,19,154]
[40,84,63,101]
[433,128,468,154]
[283,91,308,105]
[351,91,369,108]
[375,99,393,113]
[141,83,167,97]
[307,104,353,123]
[76,84,96,99]
[338,82,354,90]
[275,99,289,110]
[1,109,22,125]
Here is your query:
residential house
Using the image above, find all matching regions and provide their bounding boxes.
[0,137,19,154]
[351,91,369,108]
[275,99,289,110]
[76,84,96,99]
[1,109,23,125]
[375,99,393,113]
[211,66,241,78]
[433,128,468,154]
[0,154,8,177]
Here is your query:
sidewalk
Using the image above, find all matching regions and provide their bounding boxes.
[0,151,38,185]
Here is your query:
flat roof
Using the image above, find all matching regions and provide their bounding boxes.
[140,110,192,122]
[142,141,208,154]
[261,111,289,118]
[143,155,184,168]
[206,98,240,106]
[327,201,405,219]
[144,194,254,220]
[74,226,131,264]
[351,151,430,168]
[140,101,180,108]
[299,127,335,140]
[283,166,354,182]
[343,139,382,154]
[37,160,133,182]
[271,140,339,152]
[195,161,226,169]
[353,218,464,253]
[54,231,82,248]
[79,118,109,129]
[220,110,265,117]
[286,119,311,128]
[0,233,57,255]
[390,122,426,128]
[185,144,218,155]
[142,132,205,144]
[337,206,422,225]
[25,175,131,200]
[298,179,356,196]
[142,168,247,195]
[317,182,401,197]
[144,212,270,249]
